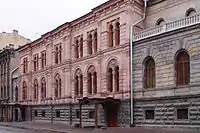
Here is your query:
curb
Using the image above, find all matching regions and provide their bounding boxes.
[0,123,69,133]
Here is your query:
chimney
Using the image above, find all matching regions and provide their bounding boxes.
[9,44,15,49]
[13,30,18,35]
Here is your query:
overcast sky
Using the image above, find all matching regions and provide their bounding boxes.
[0,0,108,40]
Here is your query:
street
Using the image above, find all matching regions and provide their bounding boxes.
[0,126,49,133]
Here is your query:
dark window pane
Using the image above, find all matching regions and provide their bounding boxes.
[56,110,60,118]
[34,110,38,117]
[176,51,190,86]
[144,58,155,88]
[41,110,45,117]
[145,110,154,120]
[88,110,95,119]
[177,108,188,120]
[76,109,80,119]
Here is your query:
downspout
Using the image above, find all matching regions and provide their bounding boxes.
[10,64,19,122]
[130,0,148,127]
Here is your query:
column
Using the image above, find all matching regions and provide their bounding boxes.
[79,104,82,128]
[94,103,98,128]
[114,67,119,92]
[93,72,97,94]
[112,68,115,93]
[78,76,81,96]
[91,73,94,95]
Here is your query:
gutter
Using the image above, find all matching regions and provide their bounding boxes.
[10,65,19,121]
[130,0,148,127]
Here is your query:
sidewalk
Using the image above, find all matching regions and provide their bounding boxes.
[0,121,200,133]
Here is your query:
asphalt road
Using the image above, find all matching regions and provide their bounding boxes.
[0,126,49,133]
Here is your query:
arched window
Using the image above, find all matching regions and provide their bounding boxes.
[176,50,190,86]
[115,22,120,46]
[75,76,79,96]
[1,87,3,98]
[109,24,114,47]
[4,86,6,99]
[93,72,97,94]
[88,73,92,94]
[114,66,119,92]
[75,39,79,59]
[34,79,38,100]
[55,74,62,98]
[15,86,18,102]
[22,81,27,100]
[88,34,93,55]
[80,37,83,57]
[74,69,83,97]
[87,65,97,95]
[107,59,119,92]
[156,18,165,26]
[186,8,196,17]
[144,57,156,88]
[94,32,97,53]
[41,78,46,100]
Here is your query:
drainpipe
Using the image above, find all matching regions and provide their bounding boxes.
[130,0,148,127]
[10,65,19,122]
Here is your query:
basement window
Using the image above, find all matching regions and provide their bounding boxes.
[145,110,155,120]
[41,110,45,117]
[56,110,60,118]
[88,110,95,119]
[34,110,38,117]
[177,108,188,120]
[76,109,80,119]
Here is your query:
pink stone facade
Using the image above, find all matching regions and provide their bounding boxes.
[18,0,143,107]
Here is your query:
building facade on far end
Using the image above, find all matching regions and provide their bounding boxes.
[17,0,143,127]
[0,44,15,122]
[0,30,31,122]
[133,0,200,128]
[0,30,31,50]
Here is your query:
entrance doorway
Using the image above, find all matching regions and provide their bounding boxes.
[15,109,18,121]
[105,102,119,127]
[21,107,26,121]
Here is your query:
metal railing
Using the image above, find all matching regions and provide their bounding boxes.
[134,14,200,41]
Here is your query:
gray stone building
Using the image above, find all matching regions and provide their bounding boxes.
[133,0,200,128]
[0,44,15,121]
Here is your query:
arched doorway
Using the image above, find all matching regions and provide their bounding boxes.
[104,99,120,127]
[21,107,26,121]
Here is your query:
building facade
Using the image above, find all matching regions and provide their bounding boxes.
[133,0,200,128]
[0,30,31,122]
[16,0,200,128]
[0,44,15,121]
[0,30,31,49]
[17,0,143,127]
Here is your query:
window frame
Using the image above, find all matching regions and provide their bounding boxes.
[145,109,155,120]
[175,50,190,86]
[144,57,156,89]
[176,108,188,120]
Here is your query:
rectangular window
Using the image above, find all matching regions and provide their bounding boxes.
[54,44,62,64]
[23,57,28,73]
[88,110,95,119]
[34,110,38,117]
[145,110,155,120]
[177,108,188,120]
[56,110,60,118]
[41,51,46,69]
[76,109,80,119]
[41,110,45,117]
